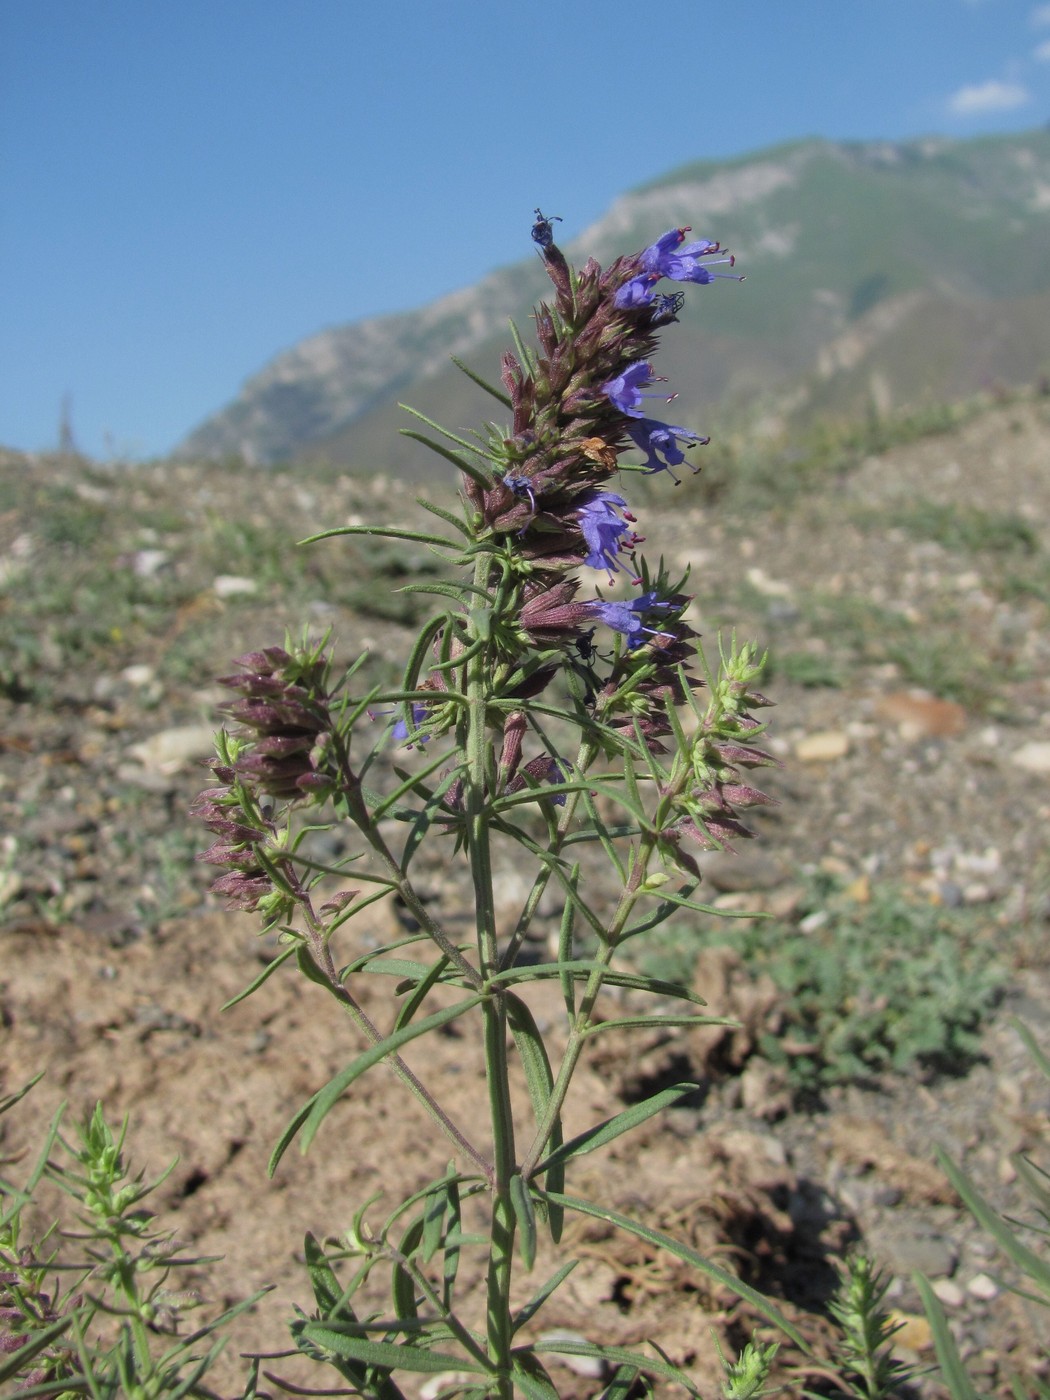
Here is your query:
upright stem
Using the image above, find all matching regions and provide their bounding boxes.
[464,560,517,1396]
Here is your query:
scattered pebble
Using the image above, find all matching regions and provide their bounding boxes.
[875,691,967,740]
[1012,741,1050,775]
[129,725,216,775]
[795,730,850,762]
[967,1272,1000,1301]
[213,574,259,598]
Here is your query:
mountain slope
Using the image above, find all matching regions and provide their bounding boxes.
[178,129,1050,468]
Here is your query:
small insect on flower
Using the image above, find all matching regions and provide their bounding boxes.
[531,208,562,250]
[503,473,538,514]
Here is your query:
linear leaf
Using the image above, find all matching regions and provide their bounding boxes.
[300,995,485,1152]
[523,1338,702,1396]
[541,1192,810,1350]
[511,1259,579,1337]
[915,1275,981,1400]
[511,1356,561,1400]
[491,962,707,1006]
[510,1172,538,1271]
[507,992,564,1240]
[301,523,461,550]
[294,1324,485,1374]
[450,355,513,408]
[534,1084,699,1176]
[400,428,492,487]
[584,1014,732,1038]
[933,1147,1050,1296]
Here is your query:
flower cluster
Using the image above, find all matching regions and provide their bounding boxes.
[191,644,338,911]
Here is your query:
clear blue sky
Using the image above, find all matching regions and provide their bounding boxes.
[3,0,1049,460]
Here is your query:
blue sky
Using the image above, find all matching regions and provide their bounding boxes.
[3,0,1049,460]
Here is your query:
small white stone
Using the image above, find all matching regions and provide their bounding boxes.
[795,730,850,762]
[1012,741,1050,775]
[129,724,216,775]
[132,548,169,577]
[213,574,259,598]
[121,663,156,688]
[931,1278,965,1308]
[967,1272,1000,1301]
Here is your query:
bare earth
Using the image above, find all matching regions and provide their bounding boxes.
[2,395,1049,1396]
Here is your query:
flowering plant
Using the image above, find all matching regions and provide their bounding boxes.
[194,214,804,1397]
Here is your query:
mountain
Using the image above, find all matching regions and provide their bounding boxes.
[178,129,1050,471]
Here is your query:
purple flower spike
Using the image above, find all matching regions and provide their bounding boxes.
[587,589,676,648]
[577,489,642,582]
[627,418,710,483]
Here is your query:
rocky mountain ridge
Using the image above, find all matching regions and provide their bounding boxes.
[178,129,1050,469]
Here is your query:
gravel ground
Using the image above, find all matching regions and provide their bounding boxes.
[1,394,1048,1396]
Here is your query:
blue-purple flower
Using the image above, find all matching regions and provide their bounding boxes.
[577,489,642,580]
[601,361,669,418]
[587,589,676,648]
[392,702,430,744]
[615,227,741,309]
[626,418,710,482]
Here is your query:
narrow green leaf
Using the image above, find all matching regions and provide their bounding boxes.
[443,1175,463,1310]
[450,355,513,408]
[392,1217,423,1321]
[584,1014,732,1038]
[510,1172,538,1271]
[417,1175,446,1265]
[417,496,472,537]
[490,962,707,1006]
[601,1365,644,1400]
[300,995,485,1152]
[558,867,579,1018]
[295,1324,486,1373]
[395,955,453,1031]
[511,1259,579,1337]
[507,991,564,1240]
[915,1275,982,1400]
[511,1355,561,1400]
[400,614,451,719]
[270,996,484,1174]
[541,1192,810,1350]
[1012,1017,1050,1081]
[373,749,466,822]
[524,1338,702,1396]
[400,427,493,487]
[398,579,495,602]
[934,1147,1050,1296]
[301,523,461,550]
[640,884,735,916]
[303,1230,352,1315]
[534,1084,700,1176]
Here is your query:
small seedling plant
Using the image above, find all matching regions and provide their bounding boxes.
[194,215,807,1397]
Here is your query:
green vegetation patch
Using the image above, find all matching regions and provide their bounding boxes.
[641,874,1007,1095]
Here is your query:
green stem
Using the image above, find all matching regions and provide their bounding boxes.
[464,557,516,1397]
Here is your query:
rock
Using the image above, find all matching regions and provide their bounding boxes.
[888,1311,932,1352]
[700,851,787,893]
[213,574,259,598]
[967,1272,1000,1301]
[877,1229,958,1279]
[932,1278,965,1307]
[795,730,850,762]
[131,548,169,577]
[875,691,967,739]
[1012,741,1050,774]
[128,725,216,775]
